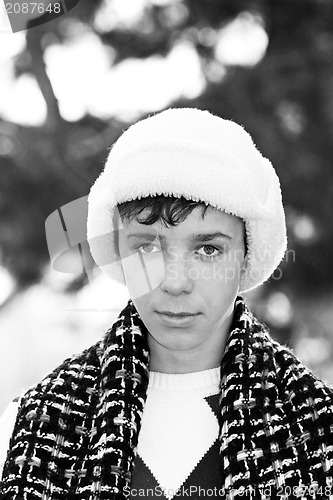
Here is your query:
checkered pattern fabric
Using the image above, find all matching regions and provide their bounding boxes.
[219,301,333,498]
[0,300,150,500]
[1,297,333,499]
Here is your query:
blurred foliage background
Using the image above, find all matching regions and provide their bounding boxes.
[1,0,333,412]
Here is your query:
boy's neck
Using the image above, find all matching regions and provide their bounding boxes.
[148,331,229,374]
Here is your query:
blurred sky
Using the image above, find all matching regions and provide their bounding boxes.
[0,1,268,125]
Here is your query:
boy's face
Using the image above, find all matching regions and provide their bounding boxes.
[117,206,246,370]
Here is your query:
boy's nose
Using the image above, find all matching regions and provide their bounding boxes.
[159,252,194,296]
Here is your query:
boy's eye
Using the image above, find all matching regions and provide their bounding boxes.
[197,245,220,258]
[137,243,160,254]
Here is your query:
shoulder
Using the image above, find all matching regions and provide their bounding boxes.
[6,337,105,441]
[1,340,104,475]
[252,313,333,402]
[23,338,102,402]
[0,399,21,478]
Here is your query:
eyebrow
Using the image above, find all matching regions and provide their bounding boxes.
[126,231,232,242]
[192,232,232,242]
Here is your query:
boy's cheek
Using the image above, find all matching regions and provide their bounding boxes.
[121,252,165,300]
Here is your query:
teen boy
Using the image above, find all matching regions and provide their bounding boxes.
[1,108,333,499]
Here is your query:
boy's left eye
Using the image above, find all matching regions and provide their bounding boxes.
[196,245,220,258]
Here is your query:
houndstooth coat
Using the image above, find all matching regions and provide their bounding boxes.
[1,297,333,499]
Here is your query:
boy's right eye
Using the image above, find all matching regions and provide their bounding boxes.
[137,243,160,254]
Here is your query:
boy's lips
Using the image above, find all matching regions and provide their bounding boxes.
[155,310,201,326]
[157,310,198,316]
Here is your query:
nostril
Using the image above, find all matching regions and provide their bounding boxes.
[160,261,194,295]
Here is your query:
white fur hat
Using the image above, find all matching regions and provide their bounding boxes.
[87,108,287,292]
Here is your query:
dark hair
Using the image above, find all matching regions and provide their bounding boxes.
[117,195,209,227]
[116,195,247,253]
